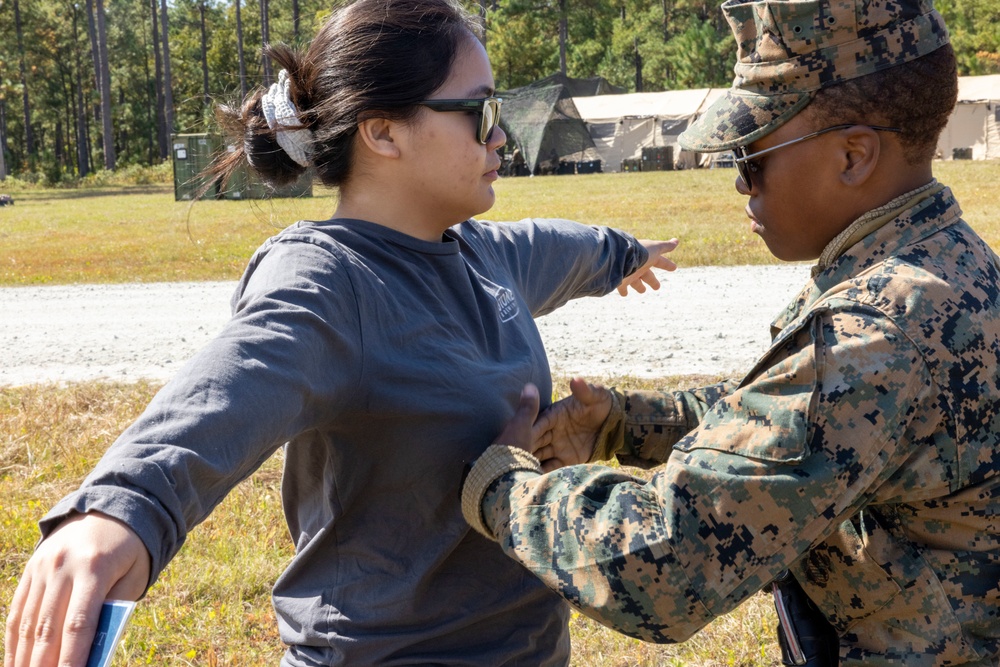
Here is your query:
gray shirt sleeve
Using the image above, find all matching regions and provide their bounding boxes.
[39,237,362,589]
[466,218,649,317]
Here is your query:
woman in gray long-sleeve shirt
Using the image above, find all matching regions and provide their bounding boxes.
[3,1,676,665]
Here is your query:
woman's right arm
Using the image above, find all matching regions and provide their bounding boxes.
[472,218,661,316]
[4,512,150,667]
[5,235,360,667]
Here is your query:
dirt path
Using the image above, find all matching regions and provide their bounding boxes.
[1,264,810,387]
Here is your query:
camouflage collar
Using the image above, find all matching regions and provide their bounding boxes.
[815,180,942,272]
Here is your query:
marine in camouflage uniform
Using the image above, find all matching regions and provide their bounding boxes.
[461,0,1000,665]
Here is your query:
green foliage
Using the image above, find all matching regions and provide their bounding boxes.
[937,0,1000,74]
[1,160,171,191]
[486,4,561,90]
[665,18,736,89]
[0,0,995,182]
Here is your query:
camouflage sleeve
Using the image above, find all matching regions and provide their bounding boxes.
[469,306,929,643]
[611,381,737,468]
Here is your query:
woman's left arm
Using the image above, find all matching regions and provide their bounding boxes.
[471,218,677,316]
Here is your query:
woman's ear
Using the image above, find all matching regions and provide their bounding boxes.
[356,117,402,159]
[839,126,881,187]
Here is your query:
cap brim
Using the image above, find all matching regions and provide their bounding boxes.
[679,89,814,153]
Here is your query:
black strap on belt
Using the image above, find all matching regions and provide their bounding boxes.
[772,570,840,667]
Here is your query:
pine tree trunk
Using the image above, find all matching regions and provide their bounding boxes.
[200,2,210,109]
[634,36,643,92]
[236,0,247,98]
[95,0,116,170]
[75,73,89,177]
[151,0,167,159]
[0,99,7,180]
[83,0,100,169]
[558,0,567,76]
[73,5,90,177]
[159,0,175,135]
[56,120,65,173]
[13,0,35,159]
[60,73,73,174]
[259,0,273,86]
[138,0,155,162]
[292,0,300,43]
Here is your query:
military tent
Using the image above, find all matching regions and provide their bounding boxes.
[937,74,1000,161]
[572,88,726,171]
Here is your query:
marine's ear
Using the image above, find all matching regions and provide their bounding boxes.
[838,125,882,187]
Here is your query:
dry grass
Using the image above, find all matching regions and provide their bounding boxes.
[1,161,997,285]
[0,187,335,285]
[1,377,781,666]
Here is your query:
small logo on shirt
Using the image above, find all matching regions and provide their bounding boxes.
[482,280,520,322]
[494,286,519,322]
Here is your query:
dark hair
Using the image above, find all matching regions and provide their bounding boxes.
[804,44,958,165]
[211,0,482,190]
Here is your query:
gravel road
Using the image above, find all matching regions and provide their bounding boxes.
[1,264,811,387]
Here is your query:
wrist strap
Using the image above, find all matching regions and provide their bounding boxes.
[589,388,625,462]
[461,445,542,540]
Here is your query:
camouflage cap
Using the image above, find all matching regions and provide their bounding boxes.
[679,0,950,153]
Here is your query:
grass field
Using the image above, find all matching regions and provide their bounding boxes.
[2,162,999,664]
[2,161,998,285]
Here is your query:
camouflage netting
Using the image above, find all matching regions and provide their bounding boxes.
[499,74,620,174]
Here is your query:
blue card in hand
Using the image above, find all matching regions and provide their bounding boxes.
[85,600,137,667]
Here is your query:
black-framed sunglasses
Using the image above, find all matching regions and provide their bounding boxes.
[418,97,503,145]
[733,124,902,191]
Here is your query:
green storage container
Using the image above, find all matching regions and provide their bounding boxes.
[219,144,314,200]
[172,134,314,201]
[171,133,220,201]
[640,146,673,171]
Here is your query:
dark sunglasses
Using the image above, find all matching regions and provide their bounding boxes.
[733,124,902,191]
[418,97,503,145]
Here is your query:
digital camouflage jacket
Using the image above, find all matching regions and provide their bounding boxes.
[464,183,1000,666]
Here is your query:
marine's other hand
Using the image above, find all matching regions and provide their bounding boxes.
[531,378,614,471]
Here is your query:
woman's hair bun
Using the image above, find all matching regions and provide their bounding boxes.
[208,0,481,194]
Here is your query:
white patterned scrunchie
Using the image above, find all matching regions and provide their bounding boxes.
[260,69,312,168]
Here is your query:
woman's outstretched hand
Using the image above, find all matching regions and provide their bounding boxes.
[618,238,679,295]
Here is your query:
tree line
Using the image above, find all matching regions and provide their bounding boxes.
[0,0,996,184]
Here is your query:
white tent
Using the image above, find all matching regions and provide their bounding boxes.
[937,74,1000,161]
[573,88,725,171]
[577,75,1000,170]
